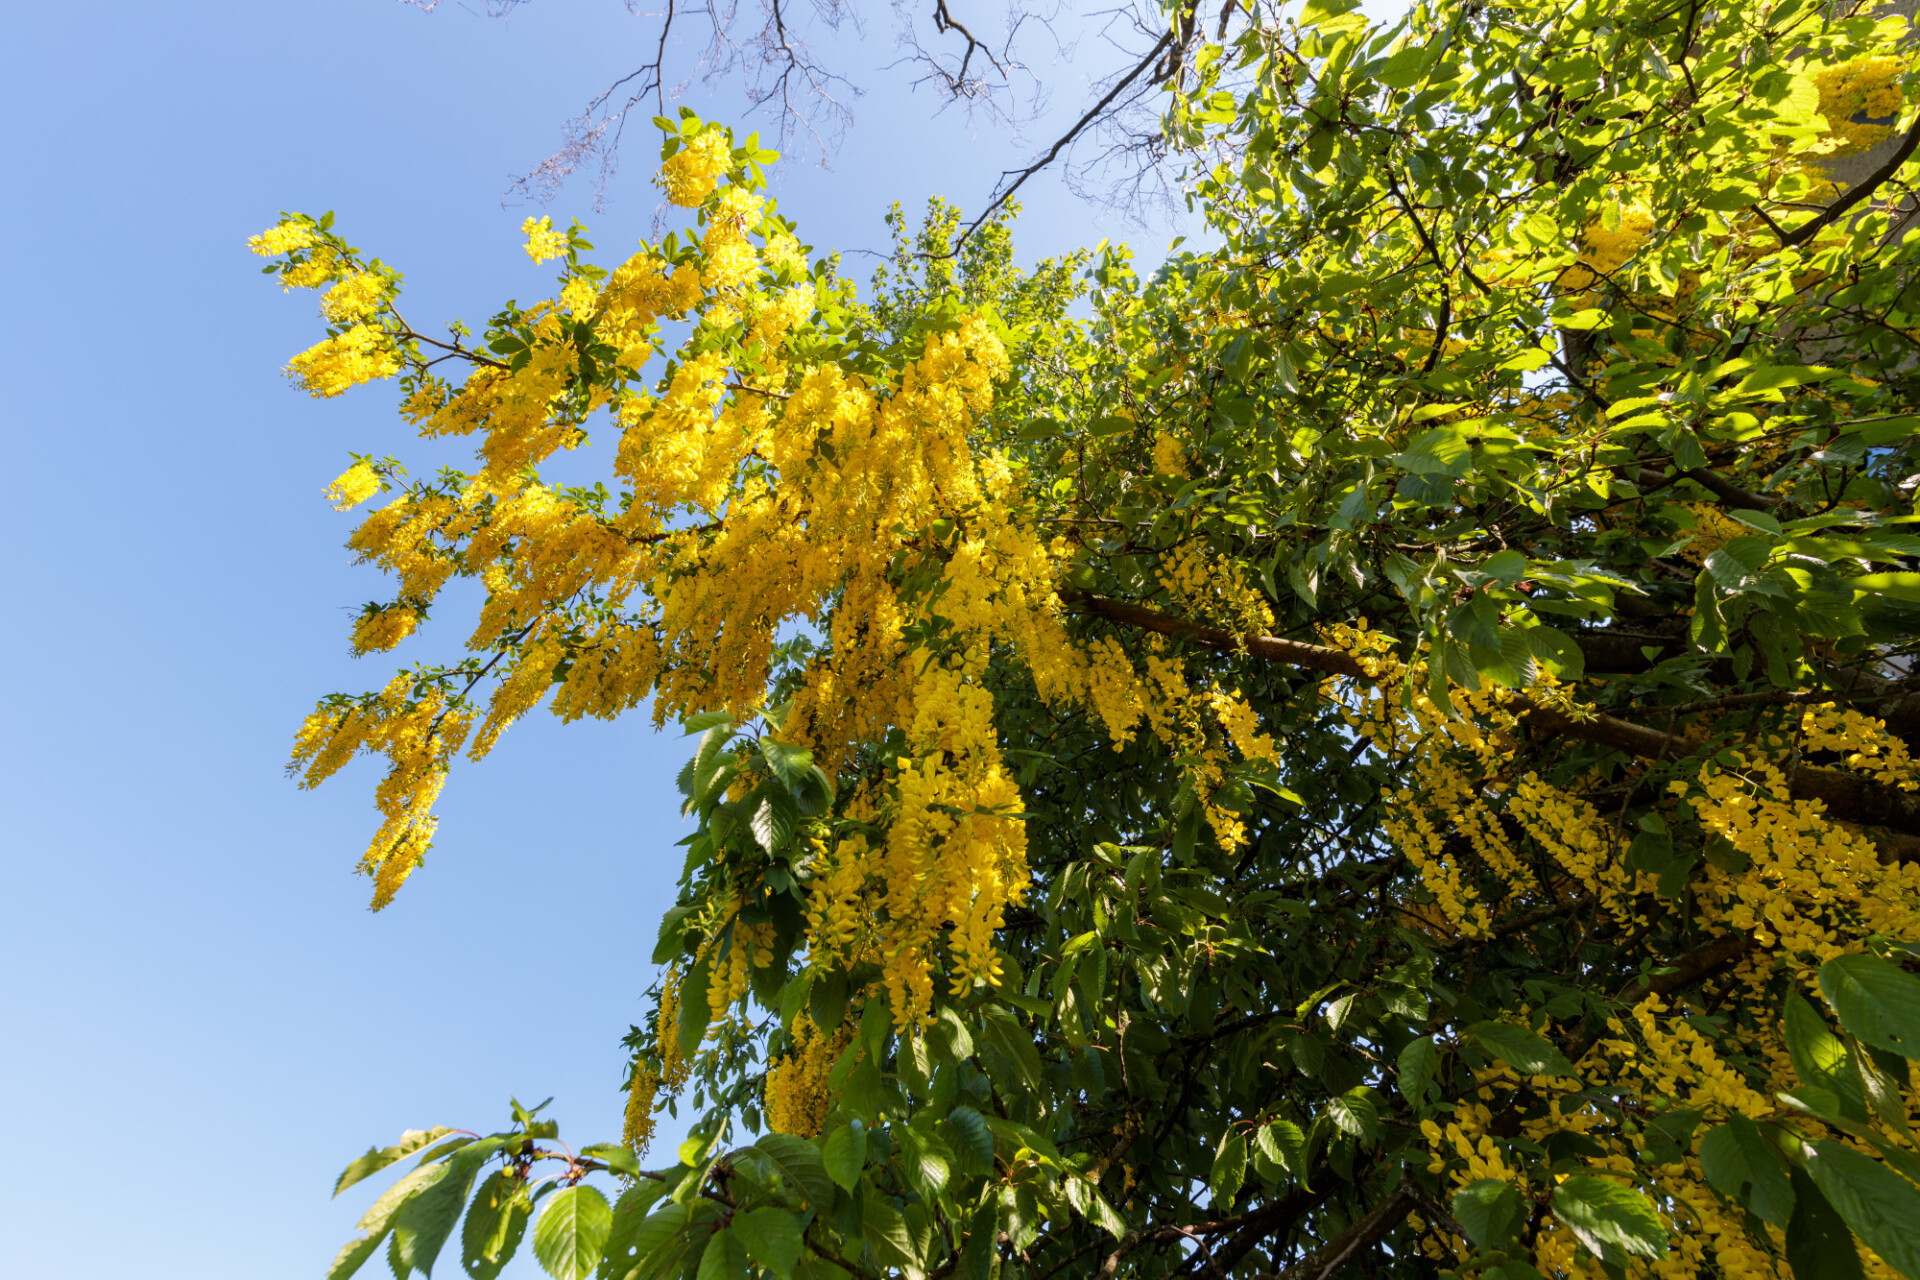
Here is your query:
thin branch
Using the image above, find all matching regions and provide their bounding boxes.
[938,1,1199,256]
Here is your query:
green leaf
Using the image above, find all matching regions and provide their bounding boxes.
[1784,994,1869,1120]
[1786,1164,1865,1280]
[697,1229,749,1280]
[979,1007,1044,1091]
[336,1128,457,1197]
[958,1201,998,1280]
[894,1124,953,1194]
[1482,550,1527,584]
[581,1144,642,1178]
[823,1121,866,1192]
[734,1208,804,1280]
[533,1186,613,1280]
[945,1106,994,1168]
[1550,1175,1666,1261]
[326,1234,385,1280]
[597,1181,669,1280]
[394,1159,478,1277]
[1210,1132,1248,1204]
[1454,1180,1524,1249]
[1468,1021,1578,1078]
[1698,1116,1794,1229]
[679,956,714,1061]
[861,1194,922,1278]
[1397,1037,1439,1104]
[752,1133,836,1208]
[1819,953,1920,1060]
[1851,573,1920,605]
[1326,1088,1378,1143]
[615,1201,695,1280]
[358,1163,446,1237]
[1800,1139,1920,1279]
[463,1170,532,1280]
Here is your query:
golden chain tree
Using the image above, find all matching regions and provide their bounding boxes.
[265,3,1920,1280]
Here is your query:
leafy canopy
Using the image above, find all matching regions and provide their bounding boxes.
[258,2,1920,1279]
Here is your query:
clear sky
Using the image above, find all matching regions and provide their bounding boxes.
[0,2,1392,1274]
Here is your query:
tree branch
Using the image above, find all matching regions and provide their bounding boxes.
[1770,113,1920,248]
[1058,589,1920,849]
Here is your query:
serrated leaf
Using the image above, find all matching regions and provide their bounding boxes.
[1455,1180,1524,1249]
[1327,1089,1378,1142]
[533,1186,613,1280]
[1469,1021,1578,1078]
[861,1195,921,1277]
[327,1233,385,1280]
[1698,1116,1794,1229]
[580,1144,642,1178]
[598,1181,670,1280]
[734,1208,803,1280]
[394,1159,478,1277]
[894,1124,952,1194]
[752,1133,835,1207]
[1800,1139,1920,1279]
[1819,953,1920,1060]
[1397,1037,1439,1104]
[697,1229,748,1280]
[945,1107,994,1168]
[822,1121,866,1192]
[1786,1164,1865,1280]
[1210,1132,1247,1203]
[616,1201,694,1280]
[462,1170,531,1280]
[1784,994,1869,1120]
[337,1128,457,1198]
[1551,1175,1666,1261]
[360,1164,449,1237]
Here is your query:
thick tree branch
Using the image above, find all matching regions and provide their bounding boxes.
[1058,590,1920,849]
[1770,114,1920,248]
[1253,1178,1418,1280]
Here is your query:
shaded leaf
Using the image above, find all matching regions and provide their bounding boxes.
[734,1208,803,1280]
[1469,1022,1578,1078]
[823,1121,866,1193]
[1455,1180,1524,1249]
[1551,1175,1666,1261]
[1820,954,1920,1060]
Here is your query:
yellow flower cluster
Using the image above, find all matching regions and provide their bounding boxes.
[700,187,763,294]
[269,138,1428,1023]
[1677,752,1920,969]
[321,271,388,324]
[1157,540,1273,639]
[1674,503,1753,566]
[660,129,733,207]
[1800,703,1920,790]
[285,325,399,398]
[325,460,383,510]
[349,604,420,656]
[764,1017,853,1137]
[521,216,569,265]
[288,671,471,909]
[1816,56,1907,155]
[1151,431,1187,476]
[1509,772,1634,919]
[248,220,316,257]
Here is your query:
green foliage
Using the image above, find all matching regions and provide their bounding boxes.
[305,0,1920,1277]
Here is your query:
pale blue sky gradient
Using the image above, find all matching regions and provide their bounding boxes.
[0,2,1395,1274]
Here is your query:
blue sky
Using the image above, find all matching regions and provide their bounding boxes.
[0,2,1394,1274]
